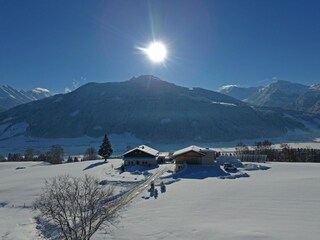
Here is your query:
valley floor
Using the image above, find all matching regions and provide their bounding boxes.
[1,161,320,240]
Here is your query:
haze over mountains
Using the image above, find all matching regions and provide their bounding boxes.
[0,85,51,112]
[219,80,320,114]
[0,76,319,151]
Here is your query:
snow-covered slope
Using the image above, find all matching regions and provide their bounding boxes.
[219,85,262,101]
[246,80,309,109]
[0,85,51,112]
[219,80,320,114]
[244,80,320,114]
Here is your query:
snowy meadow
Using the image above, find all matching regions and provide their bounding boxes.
[0,160,320,240]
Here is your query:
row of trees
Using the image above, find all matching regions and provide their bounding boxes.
[235,140,320,162]
[3,145,65,164]
[0,134,113,164]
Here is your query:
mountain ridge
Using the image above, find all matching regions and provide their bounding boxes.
[0,85,51,112]
[220,80,320,114]
[0,75,318,145]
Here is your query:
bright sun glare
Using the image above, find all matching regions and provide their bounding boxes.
[143,42,167,63]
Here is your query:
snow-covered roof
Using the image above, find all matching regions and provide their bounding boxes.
[123,145,159,157]
[172,145,215,158]
[158,152,170,157]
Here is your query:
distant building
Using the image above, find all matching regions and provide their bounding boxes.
[122,145,159,166]
[157,151,171,164]
[172,145,216,169]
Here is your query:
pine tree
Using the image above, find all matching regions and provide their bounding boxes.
[67,156,73,163]
[98,134,113,162]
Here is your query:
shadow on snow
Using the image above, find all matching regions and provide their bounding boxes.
[121,164,159,174]
[172,165,230,180]
[83,161,107,171]
[169,163,271,181]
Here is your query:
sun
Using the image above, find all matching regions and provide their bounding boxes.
[141,41,167,63]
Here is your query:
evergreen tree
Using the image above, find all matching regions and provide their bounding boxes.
[98,134,113,162]
[67,156,73,163]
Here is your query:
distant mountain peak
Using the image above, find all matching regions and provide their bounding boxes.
[219,79,320,114]
[219,84,262,101]
[32,88,50,93]
[136,75,162,81]
[266,80,308,95]
[310,84,320,90]
[270,80,307,88]
[272,79,292,84]
[125,75,177,91]
[219,85,240,91]
[0,85,51,112]
[127,75,167,84]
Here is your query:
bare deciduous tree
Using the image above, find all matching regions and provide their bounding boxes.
[24,148,35,161]
[235,141,249,155]
[34,175,120,240]
[48,145,64,164]
[83,147,98,161]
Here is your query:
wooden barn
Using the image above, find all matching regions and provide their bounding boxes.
[172,145,216,167]
[122,145,159,166]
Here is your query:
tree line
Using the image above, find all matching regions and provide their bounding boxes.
[235,140,320,162]
[0,134,113,164]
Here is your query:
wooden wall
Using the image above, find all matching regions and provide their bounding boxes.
[175,151,203,165]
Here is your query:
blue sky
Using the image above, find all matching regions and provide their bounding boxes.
[0,0,319,93]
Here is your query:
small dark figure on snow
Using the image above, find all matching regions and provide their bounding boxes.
[120,164,125,173]
[160,181,166,193]
[150,181,155,191]
[154,188,158,199]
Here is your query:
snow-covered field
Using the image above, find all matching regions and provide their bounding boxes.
[0,159,159,240]
[1,161,320,240]
[106,163,320,240]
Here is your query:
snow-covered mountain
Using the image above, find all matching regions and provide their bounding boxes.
[246,80,309,108]
[0,75,318,145]
[220,80,320,114]
[219,85,262,101]
[0,85,51,112]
